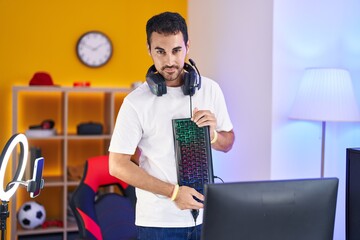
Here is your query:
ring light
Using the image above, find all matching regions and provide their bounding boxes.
[0,133,28,201]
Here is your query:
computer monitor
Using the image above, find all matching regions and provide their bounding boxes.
[201,178,338,240]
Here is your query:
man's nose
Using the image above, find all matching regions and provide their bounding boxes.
[164,53,176,66]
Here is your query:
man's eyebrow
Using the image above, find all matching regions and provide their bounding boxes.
[154,47,165,51]
[153,46,182,52]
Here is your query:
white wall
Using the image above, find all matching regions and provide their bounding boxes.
[188,0,273,182]
[273,1,360,239]
[190,0,360,239]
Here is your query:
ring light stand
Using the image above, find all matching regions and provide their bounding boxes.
[0,133,44,240]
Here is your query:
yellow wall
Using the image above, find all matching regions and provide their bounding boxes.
[0,1,187,238]
[0,0,187,147]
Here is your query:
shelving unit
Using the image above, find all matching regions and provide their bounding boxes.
[11,86,130,240]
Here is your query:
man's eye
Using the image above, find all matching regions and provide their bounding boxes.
[156,50,165,54]
[173,49,181,54]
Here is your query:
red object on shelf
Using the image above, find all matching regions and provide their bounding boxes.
[73,82,91,87]
[41,220,64,228]
[29,72,55,86]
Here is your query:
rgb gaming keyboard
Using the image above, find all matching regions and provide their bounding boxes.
[172,118,214,195]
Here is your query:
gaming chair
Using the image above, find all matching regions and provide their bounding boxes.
[69,155,137,240]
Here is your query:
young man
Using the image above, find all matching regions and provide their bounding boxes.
[109,12,234,240]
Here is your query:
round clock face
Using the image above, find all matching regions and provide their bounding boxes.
[76,31,112,68]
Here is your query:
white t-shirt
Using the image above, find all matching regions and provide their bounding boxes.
[109,76,233,227]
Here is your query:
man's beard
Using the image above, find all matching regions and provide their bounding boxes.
[161,65,182,82]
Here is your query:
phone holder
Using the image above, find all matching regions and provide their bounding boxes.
[27,179,45,193]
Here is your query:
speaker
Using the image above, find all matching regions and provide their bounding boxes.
[146,62,199,97]
[346,148,360,240]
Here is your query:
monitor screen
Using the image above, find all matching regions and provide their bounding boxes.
[201,178,338,240]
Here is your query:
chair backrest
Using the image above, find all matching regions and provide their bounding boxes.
[70,155,137,240]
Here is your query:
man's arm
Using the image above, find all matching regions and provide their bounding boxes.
[211,129,235,152]
[108,152,204,210]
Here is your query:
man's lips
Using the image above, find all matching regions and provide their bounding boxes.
[162,66,178,74]
[164,69,176,74]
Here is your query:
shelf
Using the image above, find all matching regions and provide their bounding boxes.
[43,176,65,187]
[13,85,130,93]
[26,135,65,140]
[17,226,65,236]
[66,134,112,140]
[11,86,130,240]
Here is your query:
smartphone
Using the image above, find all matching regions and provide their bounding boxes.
[29,157,45,198]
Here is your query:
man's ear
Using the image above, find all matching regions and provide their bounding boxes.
[147,43,151,55]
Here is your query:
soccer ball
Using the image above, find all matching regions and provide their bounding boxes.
[17,201,46,229]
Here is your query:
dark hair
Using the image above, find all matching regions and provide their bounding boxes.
[146,12,188,47]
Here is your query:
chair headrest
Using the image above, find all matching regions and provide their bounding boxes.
[83,155,129,192]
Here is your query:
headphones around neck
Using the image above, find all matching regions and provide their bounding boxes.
[145,59,201,97]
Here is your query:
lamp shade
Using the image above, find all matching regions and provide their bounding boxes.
[289,68,360,122]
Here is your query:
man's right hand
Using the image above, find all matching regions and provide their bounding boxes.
[173,186,204,210]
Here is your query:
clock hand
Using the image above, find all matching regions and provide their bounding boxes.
[93,42,108,50]
[81,43,96,50]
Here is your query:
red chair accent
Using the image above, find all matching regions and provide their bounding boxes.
[70,155,137,240]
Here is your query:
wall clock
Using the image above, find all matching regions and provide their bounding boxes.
[76,31,113,68]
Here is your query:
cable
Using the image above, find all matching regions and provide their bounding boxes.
[188,209,199,240]
[190,95,193,118]
[214,176,225,183]
[187,59,202,239]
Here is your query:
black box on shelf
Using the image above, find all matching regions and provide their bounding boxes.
[76,122,103,135]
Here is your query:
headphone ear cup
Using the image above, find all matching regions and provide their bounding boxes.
[182,72,192,96]
[182,63,197,96]
[146,65,167,96]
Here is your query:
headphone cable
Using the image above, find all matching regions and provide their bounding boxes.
[190,95,193,118]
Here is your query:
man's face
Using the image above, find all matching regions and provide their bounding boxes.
[148,31,189,87]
